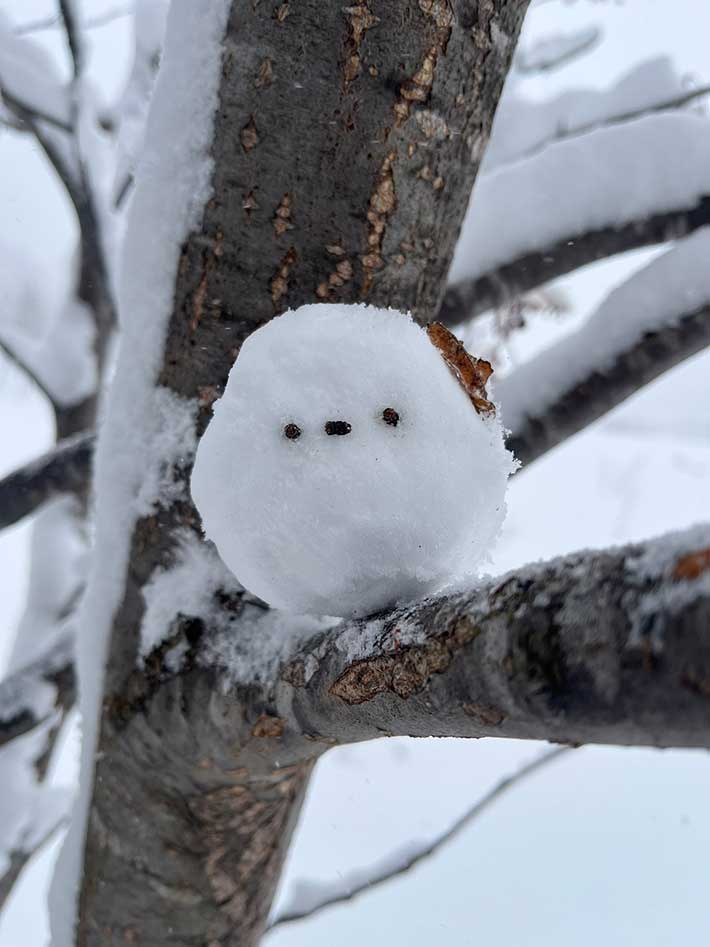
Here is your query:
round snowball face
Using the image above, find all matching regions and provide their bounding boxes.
[191,304,515,617]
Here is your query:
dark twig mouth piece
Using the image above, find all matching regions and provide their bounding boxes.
[325,420,352,436]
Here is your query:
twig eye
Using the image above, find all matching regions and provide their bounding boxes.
[283,423,302,440]
[382,407,399,427]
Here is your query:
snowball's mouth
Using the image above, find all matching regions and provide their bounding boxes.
[324,420,352,436]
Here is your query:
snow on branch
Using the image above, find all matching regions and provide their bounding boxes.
[499,227,710,465]
[0,630,74,751]
[0,433,95,531]
[441,112,710,324]
[486,57,707,169]
[278,524,710,750]
[0,12,72,131]
[515,25,600,74]
[270,746,569,930]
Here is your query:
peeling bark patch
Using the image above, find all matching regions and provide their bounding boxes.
[673,549,710,582]
[274,3,290,23]
[271,248,297,305]
[362,151,397,293]
[331,624,480,704]
[343,4,380,90]
[243,190,258,218]
[252,714,285,738]
[426,322,495,416]
[394,0,453,127]
[240,116,259,152]
[316,258,353,298]
[273,193,293,237]
[190,231,224,332]
[255,57,273,88]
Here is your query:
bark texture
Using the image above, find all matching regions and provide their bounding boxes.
[76,3,530,945]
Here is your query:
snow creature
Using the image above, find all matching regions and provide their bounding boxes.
[191,303,515,618]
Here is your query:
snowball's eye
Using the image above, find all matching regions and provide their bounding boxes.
[283,423,302,440]
[324,420,352,436]
[381,407,400,427]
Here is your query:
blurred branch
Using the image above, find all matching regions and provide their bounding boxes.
[16,5,133,37]
[0,335,57,409]
[271,746,570,930]
[59,0,83,78]
[439,197,710,325]
[0,817,68,913]
[0,87,72,133]
[0,630,75,750]
[0,432,95,531]
[505,304,710,466]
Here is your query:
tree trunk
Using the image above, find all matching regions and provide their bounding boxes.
[76,2,530,944]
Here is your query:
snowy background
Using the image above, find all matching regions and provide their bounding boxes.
[1,0,709,944]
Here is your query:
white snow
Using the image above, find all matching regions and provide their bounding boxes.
[497,227,710,436]
[516,25,600,74]
[134,387,198,515]
[485,56,690,168]
[450,112,710,287]
[191,304,515,618]
[48,3,231,944]
[0,12,71,129]
[0,721,71,876]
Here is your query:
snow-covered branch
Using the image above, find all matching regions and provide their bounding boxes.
[0,433,94,531]
[279,525,710,750]
[441,112,710,324]
[0,630,74,751]
[499,228,710,465]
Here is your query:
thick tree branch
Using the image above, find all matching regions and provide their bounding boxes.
[0,433,94,531]
[278,529,710,749]
[439,196,710,325]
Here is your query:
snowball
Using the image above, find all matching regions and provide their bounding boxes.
[191,304,515,618]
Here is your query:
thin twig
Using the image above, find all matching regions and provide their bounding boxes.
[0,335,56,408]
[270,746,571,930]
[16,5,134,36]
[58,0,83,79]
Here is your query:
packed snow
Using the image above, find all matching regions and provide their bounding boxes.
[485,56,693,168]
[450,111,710,287]
[191,304,515,618]
[498,227,710,435]
[48,2,231,945]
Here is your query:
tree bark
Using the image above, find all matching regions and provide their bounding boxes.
[76,3,530,945]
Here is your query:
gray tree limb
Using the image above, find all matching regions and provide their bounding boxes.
[505,304,710,466]
[438,196,710,325]
[0,433,94,531]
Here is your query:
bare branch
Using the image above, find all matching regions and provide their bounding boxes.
[58,0,83,78]
[280,526,710,750]
[271,746,570,929]
[16,5,133,37]
[439,196,710,325]
[0,86,72,133]
[0,334,57,408]
[0,432,94,531]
